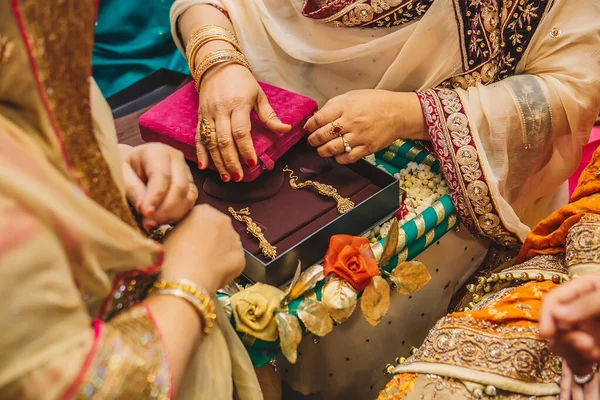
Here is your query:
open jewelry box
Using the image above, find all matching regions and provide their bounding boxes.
[109,69,400,287]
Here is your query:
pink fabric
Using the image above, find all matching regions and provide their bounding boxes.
[569,126,600,196]
[139,82,318,182]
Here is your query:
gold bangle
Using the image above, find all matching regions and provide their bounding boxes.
[186,26,241,74]
[193,49,250,92]
[149,278,217,334]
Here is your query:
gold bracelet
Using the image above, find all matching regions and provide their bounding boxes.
[186,26,241,74]
[228,207,277,260]
[149,278,217,334]
[193,49,250,92]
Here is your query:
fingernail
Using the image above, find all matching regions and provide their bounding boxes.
[197,161,203,169]
[221,174,230,182]
[232,172,242,182]
[247,159,257,167]
[144,220,156,230]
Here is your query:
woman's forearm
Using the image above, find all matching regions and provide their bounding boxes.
[144,294,202,393]
[178,5,238,72]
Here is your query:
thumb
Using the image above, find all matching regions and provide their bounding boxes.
[255,89,291,133]
[122,162,147,212]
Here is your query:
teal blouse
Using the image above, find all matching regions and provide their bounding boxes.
[92,0,189,98]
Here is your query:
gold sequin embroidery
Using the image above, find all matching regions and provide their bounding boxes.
[73,305,171,399]
[566,214,600,269]
[15,0,137,228]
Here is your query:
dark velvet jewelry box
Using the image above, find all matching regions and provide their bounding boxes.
[109,69,400,287]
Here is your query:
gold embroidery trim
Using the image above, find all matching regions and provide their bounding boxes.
[16,0,137,228]
[73,306,171,399]
[566,214,600,269]
[321,0,432,28]
[404,314,562,384]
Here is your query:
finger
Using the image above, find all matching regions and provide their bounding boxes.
[121,162,147,212]
[334,145,369,165]
[203,114,230,182]
[583,372,600,400]
[540,280,599,338]
[215,114,243,181]
[231,106,257,168]
[152,156,196,225]
[140,150,172,218]
[561,360,573,400]
[554,288,600,326]
[307,119,345,147]
[561,331,600,368]
[304,100,343,133]
[255,88,291,133]
[316,135,347,158]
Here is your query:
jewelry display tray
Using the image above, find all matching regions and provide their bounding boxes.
[109,69,400,288]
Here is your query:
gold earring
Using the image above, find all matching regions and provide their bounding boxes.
[283,166,355,214]
[228,207,277,260]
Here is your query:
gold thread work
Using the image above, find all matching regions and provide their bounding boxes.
[229,207,277,260]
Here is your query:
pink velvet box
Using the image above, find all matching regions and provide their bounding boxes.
[139,81,318,182]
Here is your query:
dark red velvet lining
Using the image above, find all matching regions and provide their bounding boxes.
[193,142,379,260]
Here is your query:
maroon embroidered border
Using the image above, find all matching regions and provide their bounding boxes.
[303,0,434,28]
[417,88,521,246]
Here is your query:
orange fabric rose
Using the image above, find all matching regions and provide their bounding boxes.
[323,235,380,291]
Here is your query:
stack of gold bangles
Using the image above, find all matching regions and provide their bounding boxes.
[149,278,217,335]
[185,24,251,92]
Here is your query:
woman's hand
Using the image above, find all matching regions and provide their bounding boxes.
[119,143,197,230]
[161,204,246,294]
[559,360,600,400]
[305,89,427,164]
[196,64,291,182]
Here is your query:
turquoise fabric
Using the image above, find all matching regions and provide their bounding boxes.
[93,0,189,98]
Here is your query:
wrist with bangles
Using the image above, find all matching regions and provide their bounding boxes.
[148,278,217,335]
[185,24,251,92]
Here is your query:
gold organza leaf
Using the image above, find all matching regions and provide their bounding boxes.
[289,264,325,302]
[379,218,399,267]
[360,276,391,327]
[391,261,431,295]
[321,276,358,323]
[275,312,303,364]
[282,261,303,306]
[297,298,333,337]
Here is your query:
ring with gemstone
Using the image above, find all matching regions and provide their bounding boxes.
[330,121,344,137]
[574,364,597,385]
[342,136,352,153]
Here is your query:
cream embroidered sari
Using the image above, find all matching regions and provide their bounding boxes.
[169,0,600,397]
[0,1,261,399]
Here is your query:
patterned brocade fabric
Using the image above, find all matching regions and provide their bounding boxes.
[301,0,434,28]
[416,88,521,246]
[72,305,171,400]
[566,213,600,269]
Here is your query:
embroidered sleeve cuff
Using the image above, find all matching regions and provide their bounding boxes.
[566,214,600,277]
[416,88,521,246]
[64,305,172,400]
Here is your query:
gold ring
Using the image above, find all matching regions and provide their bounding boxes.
[188,182,198,193]
[330,121,344,137]
[196,118,212,145]
[342,136,352,153]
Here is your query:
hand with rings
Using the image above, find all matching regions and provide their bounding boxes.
[196,63,291,182]
[118,143,198,230]
[540,275,600,399]
[304,89,429,164]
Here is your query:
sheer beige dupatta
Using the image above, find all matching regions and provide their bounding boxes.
[0,1,261,398]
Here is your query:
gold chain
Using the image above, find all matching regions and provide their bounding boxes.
[283,166,355,214]
[228,207,277,260]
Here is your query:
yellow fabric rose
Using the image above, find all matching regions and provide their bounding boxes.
[230,283,285,342]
